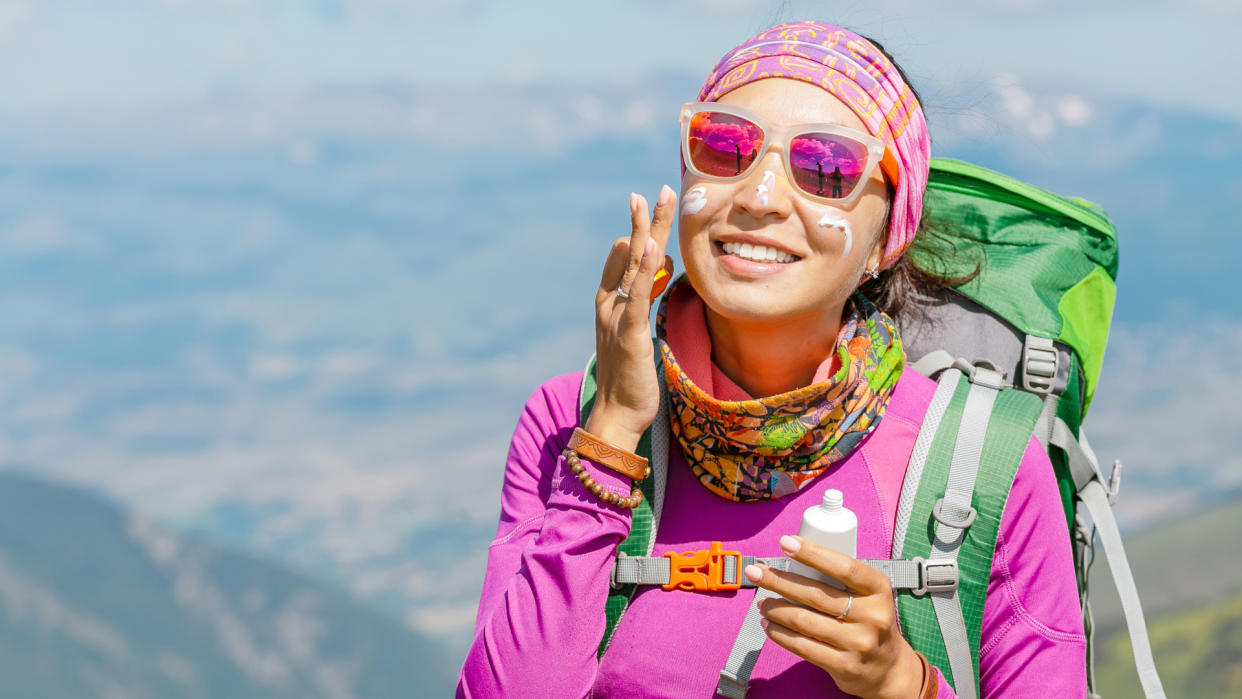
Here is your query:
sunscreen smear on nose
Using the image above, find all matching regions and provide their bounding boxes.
[787,489,857,586]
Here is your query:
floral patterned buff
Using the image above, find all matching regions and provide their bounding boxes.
[656,277,905,502]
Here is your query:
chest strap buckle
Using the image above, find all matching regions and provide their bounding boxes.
[663,541,743,591]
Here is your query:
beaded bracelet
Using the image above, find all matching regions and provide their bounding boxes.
[563,449,644,509]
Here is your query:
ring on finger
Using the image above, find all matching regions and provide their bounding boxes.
[615,285,631,299]
[834,592,854,621]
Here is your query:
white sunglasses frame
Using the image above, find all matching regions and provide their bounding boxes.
[679,101,889,207]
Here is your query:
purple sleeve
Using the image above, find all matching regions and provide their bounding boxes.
[973,436,1087,698]
[457,373,635,698]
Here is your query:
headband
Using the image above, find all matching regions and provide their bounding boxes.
[698,21,930,269]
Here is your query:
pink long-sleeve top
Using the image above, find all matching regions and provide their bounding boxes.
[459,320,1086,698]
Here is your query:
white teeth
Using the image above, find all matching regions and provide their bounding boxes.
[721,241,796,263]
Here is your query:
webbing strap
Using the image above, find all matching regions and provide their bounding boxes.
[649,357,671,548]
[864,557,959,595]
[611,555,788,588]
[1052,420,1166,699]
[894,368,963,558]
[911,350,957,379]
[715,559,789,699]
[926,373,1001,699]
[1034,392,1058,451]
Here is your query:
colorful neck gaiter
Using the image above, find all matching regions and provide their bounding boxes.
[656,277,905,502]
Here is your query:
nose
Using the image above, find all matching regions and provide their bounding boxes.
[734,150,794,220]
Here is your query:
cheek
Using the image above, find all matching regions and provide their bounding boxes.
[814,211,855,257]
[806,192,888,261]
[681,185,709,216]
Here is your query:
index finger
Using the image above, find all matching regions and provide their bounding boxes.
[648,184,677,254]
[779,535,889,595]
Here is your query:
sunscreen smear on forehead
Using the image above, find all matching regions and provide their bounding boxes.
[787,489,858,586]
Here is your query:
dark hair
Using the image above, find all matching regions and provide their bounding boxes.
[852,34,980,321]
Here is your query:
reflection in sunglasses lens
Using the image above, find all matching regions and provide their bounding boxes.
[687,112,765,177]
[789,134,868,199]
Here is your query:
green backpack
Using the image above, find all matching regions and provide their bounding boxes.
[581,158,1165,699]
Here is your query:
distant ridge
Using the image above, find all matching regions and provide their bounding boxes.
[0,472,456,698]
[1089,491,1242,632]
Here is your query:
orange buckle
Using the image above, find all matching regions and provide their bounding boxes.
[662,541,743,591]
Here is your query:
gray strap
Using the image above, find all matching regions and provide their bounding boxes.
[925,372,1002,699]
[1052,420,1166,699]
[715,559,789,698]
[893,368,963,558]
[612,555,671,586]
[1021,335,1059,450]
[863,557,959,596]
[649,350,671,544]
[911,349,957,379]
[1033,392,1058,450]
[611,555,787,588]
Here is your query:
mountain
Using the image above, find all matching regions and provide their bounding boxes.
[1089,492,1242,631]
[1089,493,1242,696]
[0,472,456,698]
[1094,589,1242,697]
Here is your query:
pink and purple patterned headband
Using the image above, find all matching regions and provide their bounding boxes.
[699,21,930,269]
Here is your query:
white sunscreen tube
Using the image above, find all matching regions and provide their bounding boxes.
[787,489,858,588]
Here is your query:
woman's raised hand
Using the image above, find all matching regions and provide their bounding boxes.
[744,536,928,699]
[583,185,677,453]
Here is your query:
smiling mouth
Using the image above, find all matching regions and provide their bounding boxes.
[717,241,800,264]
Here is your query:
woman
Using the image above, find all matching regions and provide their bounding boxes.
[459,21,1085,698]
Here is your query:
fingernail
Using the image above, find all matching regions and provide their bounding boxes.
[658,184,673,206]
[644,238,656,255]
[779,535,801,554]
[744,564,763,583]
[759,618,769,631]
[629,192,638,214]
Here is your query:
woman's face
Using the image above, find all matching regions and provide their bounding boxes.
[678,78,891,325]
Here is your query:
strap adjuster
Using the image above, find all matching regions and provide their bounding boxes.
[912,557,959,596]
[1022,335,1059,394]
[932,497,977,530]
[663,542,743,591]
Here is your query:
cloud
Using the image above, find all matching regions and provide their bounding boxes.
[1084,318,1242,527]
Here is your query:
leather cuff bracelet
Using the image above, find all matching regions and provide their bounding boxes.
[568,427,651,481]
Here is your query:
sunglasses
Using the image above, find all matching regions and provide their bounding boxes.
[680,102,900,205]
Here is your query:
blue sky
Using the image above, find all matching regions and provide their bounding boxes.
[1,0,1240,655]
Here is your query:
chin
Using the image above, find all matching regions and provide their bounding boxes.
[698,277,810,322]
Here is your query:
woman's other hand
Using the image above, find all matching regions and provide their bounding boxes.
[584,186,677,453]
[744,535,927,699]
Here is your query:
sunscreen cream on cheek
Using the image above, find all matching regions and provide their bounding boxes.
[787,489,857,587]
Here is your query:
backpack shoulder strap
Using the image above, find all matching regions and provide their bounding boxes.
[894,362,1043,699]
[1053,420,1167,699]
[580,346,670,658]
[716,361,1039,699]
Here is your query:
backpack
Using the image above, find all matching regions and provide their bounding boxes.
[579,158,1165,699]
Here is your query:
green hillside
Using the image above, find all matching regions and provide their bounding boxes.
[1090,494,1242,630]
[1089,494,1242,697]
[1094,589,1242,697]
[0,473,457,698]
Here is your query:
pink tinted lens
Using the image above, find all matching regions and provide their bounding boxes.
[686,111,765,178]
[788,133,870,199]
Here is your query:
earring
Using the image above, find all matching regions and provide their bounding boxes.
[864,267,880,280]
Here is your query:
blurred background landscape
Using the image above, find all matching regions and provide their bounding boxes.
[0,1,1239,696]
